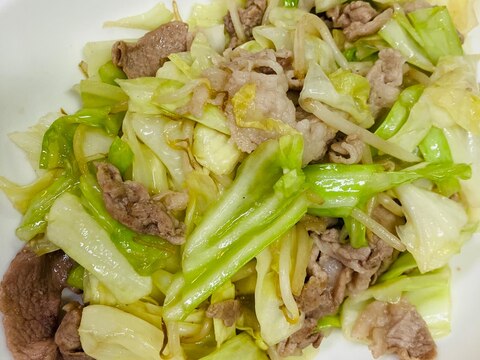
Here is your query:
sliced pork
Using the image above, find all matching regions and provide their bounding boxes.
[329,1,394,42]
[352,300,437,360]
[367,49,406,115]
[279,205,403,356]
[112,21,188,78]
[206,299,242,327]
[96,162,186,245]
[211,48,296,153]
[224,0,268,48]
[276,318,323,357]
[295,109,337,166]
[0,247,73,360]
[55,303,93,360]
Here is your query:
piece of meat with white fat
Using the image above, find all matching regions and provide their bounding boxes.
[96,162,186,245]
[206,299,242,327]
[112,21,188,79]
[352,300,437,360]
[224,0,267,48]
[329,1,393,42]
[55,303,93,360]
[0,247,73,360]
[367,48,406,115]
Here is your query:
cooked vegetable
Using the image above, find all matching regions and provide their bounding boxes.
[47,192,153,303]
[305,162,471,217]
[164,135,308,320]
[395,184,470,273]
[79,305,165,360]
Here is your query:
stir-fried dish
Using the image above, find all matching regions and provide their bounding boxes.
[1,0,479,359]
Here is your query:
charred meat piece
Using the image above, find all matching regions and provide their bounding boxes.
[112,21,188,78]
[96,162,186,245]
[0,247,73,360]
[352,300,437,360]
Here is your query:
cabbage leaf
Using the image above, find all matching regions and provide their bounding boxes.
[255,247,304,346]
[200,333,268,360]
[304,162,471,217]
[104,3,173,30]
[193,124,242,176]
[395,184,470,273]
[47,192,153,303]
[129,113,193,190]
[79,305,164,360]
[300,63,374,128]
[442,126,480,224]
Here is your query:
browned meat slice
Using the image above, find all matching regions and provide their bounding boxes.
[276,318,323,357]
[295,275,327,314]
[352,300,437,360]
[280,207,402,357]
[224,0,267,47]
[315,224,397,294]
[316,229,372,274]
[206,299,242,327]
[329,1,393,42]
[96,162,186,245]
[0,247,73,360]
[333,1,378,27]
[329,134,365,164]
[278,252,350,357]
[367,49,406,115]
[55,303,93,360]
[112,21,188,78]
[279,241,352,357]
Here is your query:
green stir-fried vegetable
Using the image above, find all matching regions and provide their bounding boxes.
[1,0,479,359]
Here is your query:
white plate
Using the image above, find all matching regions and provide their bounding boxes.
[0,1,479,359]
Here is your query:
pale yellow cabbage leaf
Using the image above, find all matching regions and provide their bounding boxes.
[428,0,479,34]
